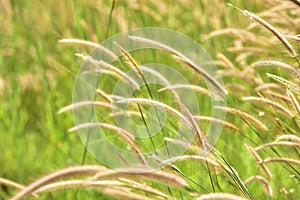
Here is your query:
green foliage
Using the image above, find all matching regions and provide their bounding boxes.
[0,0,299,199]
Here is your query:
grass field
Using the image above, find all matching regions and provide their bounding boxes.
[1,0,299,199]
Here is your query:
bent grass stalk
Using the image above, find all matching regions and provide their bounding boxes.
[140,66,208,149]
[68,122,147,165]
[227,3,297,58]
[255,141,300,151]
[244,144,273,179]
[159,155,220,168]
[58,101,114,114]
[158,84,212,98]
[264,91,291,103]
[119,178,170,199]
[59,38,118,60]
[287,90,300,117]
[129,35,227,95]
[198,192,248,200]
[36,180,123,194]
[75,53,140,90]
[164,137,200,153]
[244,175,272,197]
[254,83,284,92]
[215,106,268,131]
[91,169,188,187]
[262,157,300,167]
[252,59,300,79]
[267,73,300,94]
[203,28,257,42]
[96,89,112,103]
[36,179,169,199]
[276,134,300,143]
[11,165,106,200]
[107,110,144,118]
[101,187,151,200]
[242,96,294,117]
[0,178,38,198]
[217,53,235,69]
[193,115,240,131]
[116,97,208,148]
[116,97,193,128]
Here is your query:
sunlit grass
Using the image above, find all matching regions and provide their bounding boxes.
[1,0,299,199]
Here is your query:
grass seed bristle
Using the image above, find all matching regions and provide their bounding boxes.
[244,144,273,178]
[242,96,294,117]
[244,175,272,196]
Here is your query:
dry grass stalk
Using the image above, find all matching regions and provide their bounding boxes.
[139,66,187,105]
[244,175,272,196]
[267,73,300,94]
[210,60,232,69]
[160,155,220,168]
[235,52,253,65]
[0,177,25,191]
[59,38,118,60]
[264,90,291,102]
[242,96,294,117]
[115,97,208,147]
[115,43,144,80]
[215,106,268,131]
[241,8,297,57]
[283,34,300,43]
[107,110,144,118]
[76,53,140,90]
[59,38,100,48]
[276,134,300,143]
[225,83,249,96]
[262,157,300,167]
[117,97,192,126]
[217,53,235,69]
[164,137,199,153]
[220,70,254,84]
[36,180,122,193]
[91,68,123,79]
[140,66,208,149]
[92,168,188,187]
[198,192,248,200]
[227,46,268,54]
[255,141,300,151]
[129,36,227,95]
[119,178,169,199]
[244,144,273,178]
[160,155,222,175]
[11,165,106,200]
[287,90,300,116]
[58,101,114,114]
[102,187,152,200]
[158,84,214,98]
[203,28,256,41]
[68,122,147,165]
[38,179,168,199]
[252,59,300,79]
[255,83,284,92]
[0,178,38,198]
[256,2,293,18]
[96,89,112,103]
[193,115,240,131]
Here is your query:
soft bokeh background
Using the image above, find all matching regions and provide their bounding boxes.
[1,0,298,199]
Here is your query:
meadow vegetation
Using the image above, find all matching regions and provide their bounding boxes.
[0,0,299,199]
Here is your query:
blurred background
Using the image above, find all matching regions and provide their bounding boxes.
[2,0,295,199]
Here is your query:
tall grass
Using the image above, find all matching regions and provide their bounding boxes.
[1,0,300,199]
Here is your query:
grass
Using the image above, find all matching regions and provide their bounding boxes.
[1,0,299,199]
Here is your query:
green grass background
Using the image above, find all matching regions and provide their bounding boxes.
[0,0,298,199]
